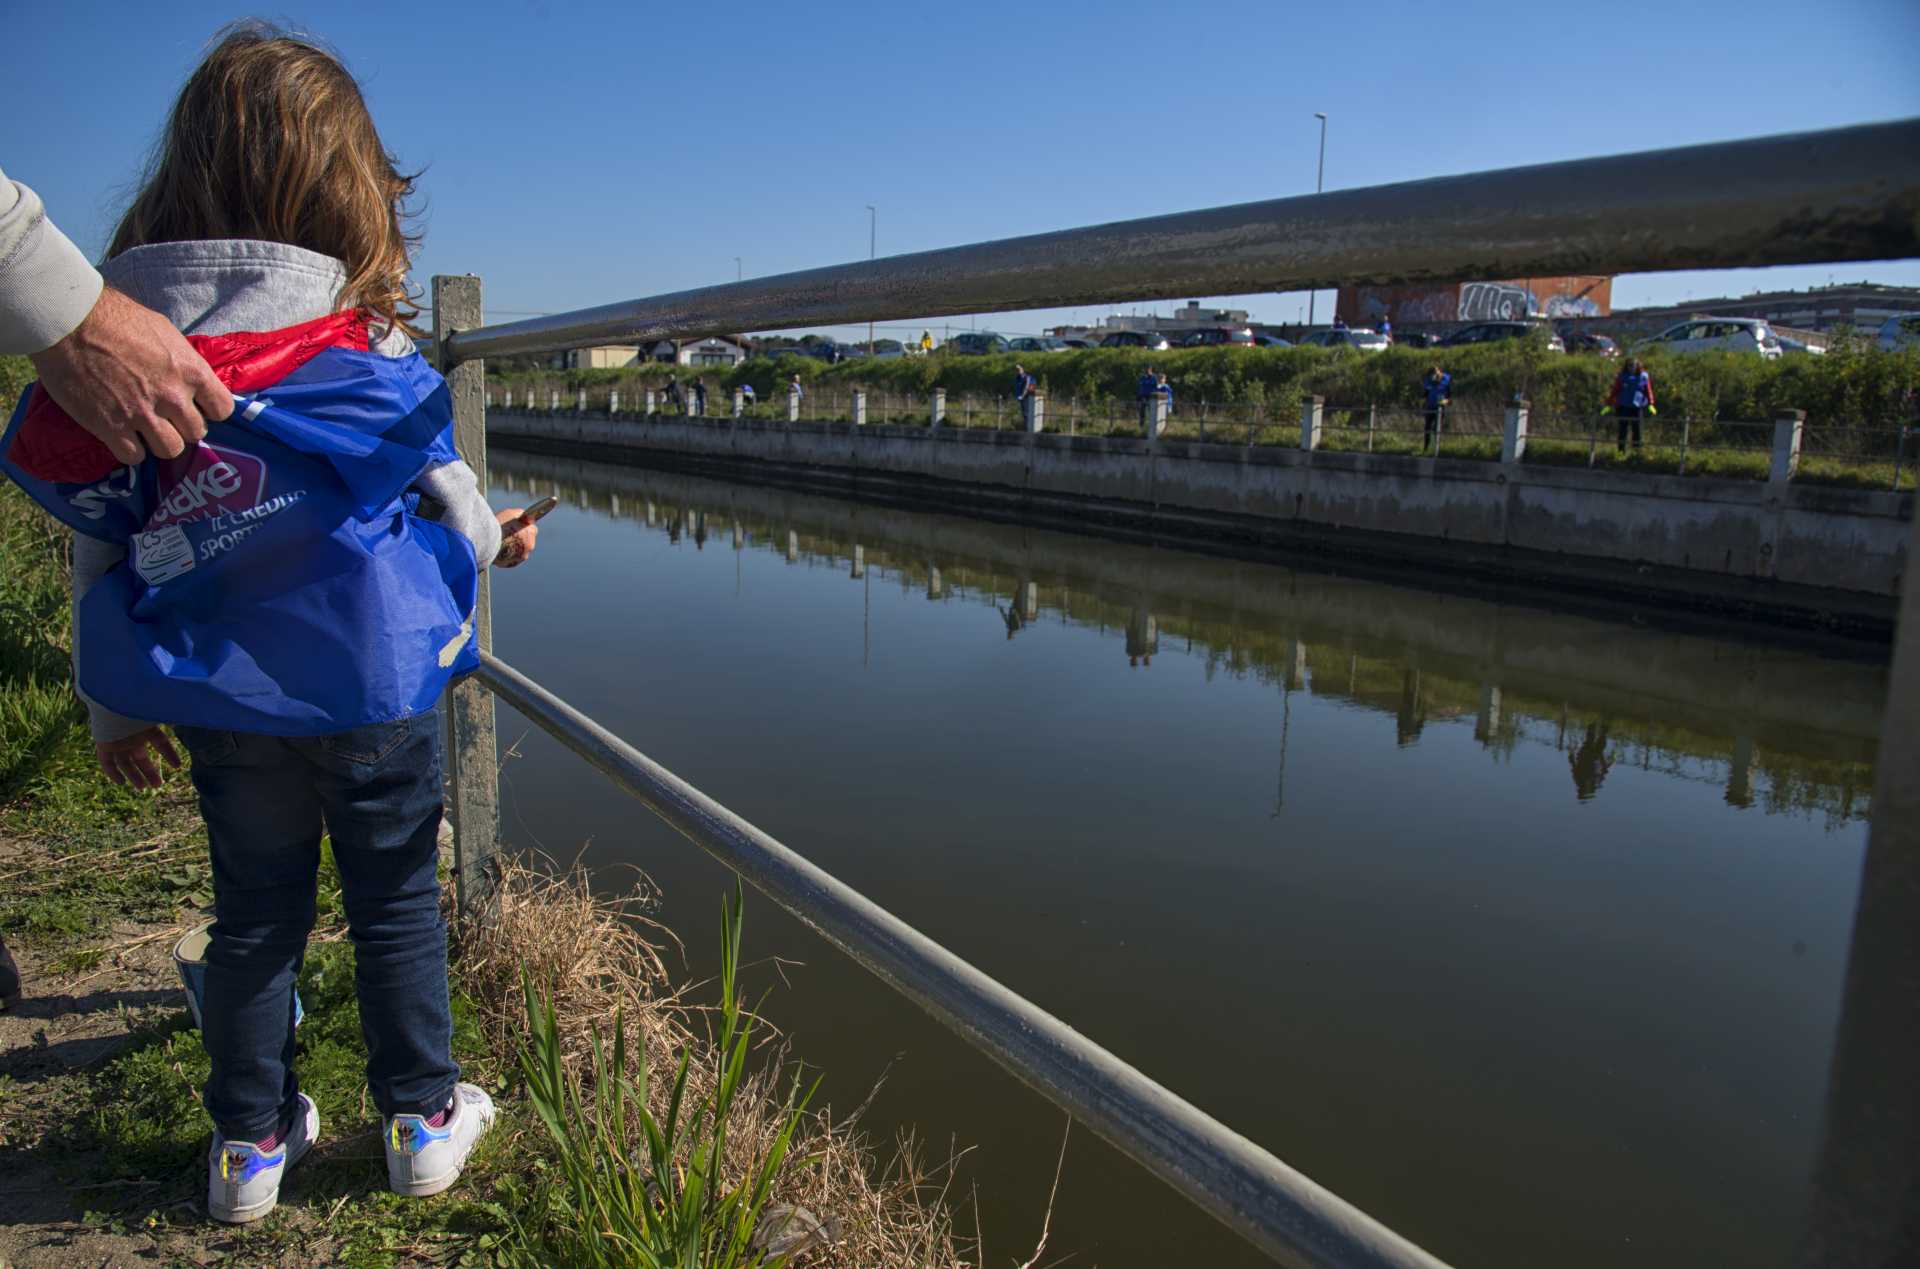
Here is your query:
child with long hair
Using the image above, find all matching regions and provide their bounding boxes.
[1,25,537,1222]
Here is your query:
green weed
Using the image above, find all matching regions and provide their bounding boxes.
[515,882,817,1269]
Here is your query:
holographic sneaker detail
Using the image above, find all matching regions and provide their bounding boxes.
[385,1082,494,1197]
[207,1092,318,1224]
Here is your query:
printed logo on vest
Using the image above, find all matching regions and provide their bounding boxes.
[131,525,196,585]
[146,442,266,531]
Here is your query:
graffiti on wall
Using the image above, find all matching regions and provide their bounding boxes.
[1539,292,1602,319]
[1457,282,1535,321]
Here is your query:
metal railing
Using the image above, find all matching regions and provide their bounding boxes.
[432,120,1920,1269]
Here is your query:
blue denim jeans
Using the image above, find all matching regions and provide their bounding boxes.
[176,708,457,1141]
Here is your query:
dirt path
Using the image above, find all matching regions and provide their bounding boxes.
[0,835,207,1267]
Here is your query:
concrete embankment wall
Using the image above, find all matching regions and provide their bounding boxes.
[488,411,1912,637]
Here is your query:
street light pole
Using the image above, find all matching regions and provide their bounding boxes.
[1309,112,1327,328]
[866,204,877,357]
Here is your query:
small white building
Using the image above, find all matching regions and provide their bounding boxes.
[647,336,747,367]
[560,345,643,370]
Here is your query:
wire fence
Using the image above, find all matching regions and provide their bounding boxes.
[486,387,1918,492]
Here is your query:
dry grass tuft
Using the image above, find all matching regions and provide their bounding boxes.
[455,857,976,1268]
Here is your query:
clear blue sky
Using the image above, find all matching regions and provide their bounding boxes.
[7,1,1919,341]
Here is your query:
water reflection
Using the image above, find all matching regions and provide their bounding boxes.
[493,450,1882,823]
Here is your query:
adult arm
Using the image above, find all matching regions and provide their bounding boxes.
[1,164,232,461]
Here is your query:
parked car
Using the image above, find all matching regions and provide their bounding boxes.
[1178,327,1256,348]
[1298,328,1390,352]
[1563,332,1620,357]
[1394,331,1436,349]
[1008,336,1072,354]
[1099,331,1171,351]
[1435,322,1565,352]
[1877,313,1920,351]
[947,332,1011,355]
[1775,335,1825,356]
[1058,338,1097,350]
[1254,333,1293,348]
[1639,317,1780,358]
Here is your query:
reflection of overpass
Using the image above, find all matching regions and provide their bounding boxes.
[493,449,1884,823]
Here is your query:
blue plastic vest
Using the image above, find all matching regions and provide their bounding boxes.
[0,348,479,735]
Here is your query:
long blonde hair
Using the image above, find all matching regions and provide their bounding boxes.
[108,24,420,333]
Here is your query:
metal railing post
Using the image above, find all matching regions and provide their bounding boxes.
[1367,403,1376,452]
[430,275,499,912]
[1678,414,1690,475]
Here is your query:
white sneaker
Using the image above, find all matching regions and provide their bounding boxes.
[207,1093,319,1224]
[385,1081,495,1198]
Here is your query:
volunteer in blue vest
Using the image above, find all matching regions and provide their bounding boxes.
[1137,366,1158,428]
[1379,312,1393,343]
[1607,358,1656,453]
[1,28,537,1224]
[1422,364,1452,452]
[1013,364,1036,402]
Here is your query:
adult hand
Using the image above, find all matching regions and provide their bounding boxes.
[27,286,234,464]
[95,726,182,790]
[494,507,539,569]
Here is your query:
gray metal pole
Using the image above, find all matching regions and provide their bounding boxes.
[431,275,500,911]
[1797,506,1920,1267]
[442,121,1920,365]
[474,651,1453,1269]
[1310,111,1327,328]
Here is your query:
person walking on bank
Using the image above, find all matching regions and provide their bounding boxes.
[1012,363,1036,403]
[662,377,684,414]
[1137,365,1158,428]
[1422,364,1452,453]
[1379,312,1393,343]
[692,375,709,417]
[0,26,539,1224]
[1607,358,1655,454]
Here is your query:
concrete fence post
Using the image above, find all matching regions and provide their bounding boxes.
[549,389,559,412]
[609,390,620,414]
[429,275,498,913]
[733,387,745,419]
[1299,395,1324,451]
[1503,397,1531,463]
[576,388,586,412]
[852,390,868,426]
[1024,393,1046,434]
[1145,395,1169,441]
[645,388,656,417]
[788,389,802,423]
[1772,410,1805,483]
[504,389,513,410]
[931,387,947,427]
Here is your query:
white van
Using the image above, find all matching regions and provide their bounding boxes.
[1642,317,1782,359]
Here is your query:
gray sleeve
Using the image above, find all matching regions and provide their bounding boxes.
[0,165,105,355]
[70,533,154,744]
[417,459,503,567]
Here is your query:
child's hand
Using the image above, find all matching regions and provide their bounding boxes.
[494,508,539,569]
[96,727,182,790]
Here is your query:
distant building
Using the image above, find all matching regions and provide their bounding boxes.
[646,336,748,367]
[1338,277,1613,328]
[1605,282,1920,334]
[1050,300,1253,341]
[557,345,642,370]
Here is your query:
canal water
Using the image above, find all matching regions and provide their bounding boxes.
[485,447,1884,1269]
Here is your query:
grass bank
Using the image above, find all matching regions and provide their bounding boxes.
[492,339,1920,432]
[0,361,976,1267]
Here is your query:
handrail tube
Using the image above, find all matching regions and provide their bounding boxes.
[444,120,1920,363]
[474,652,1450,1269]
